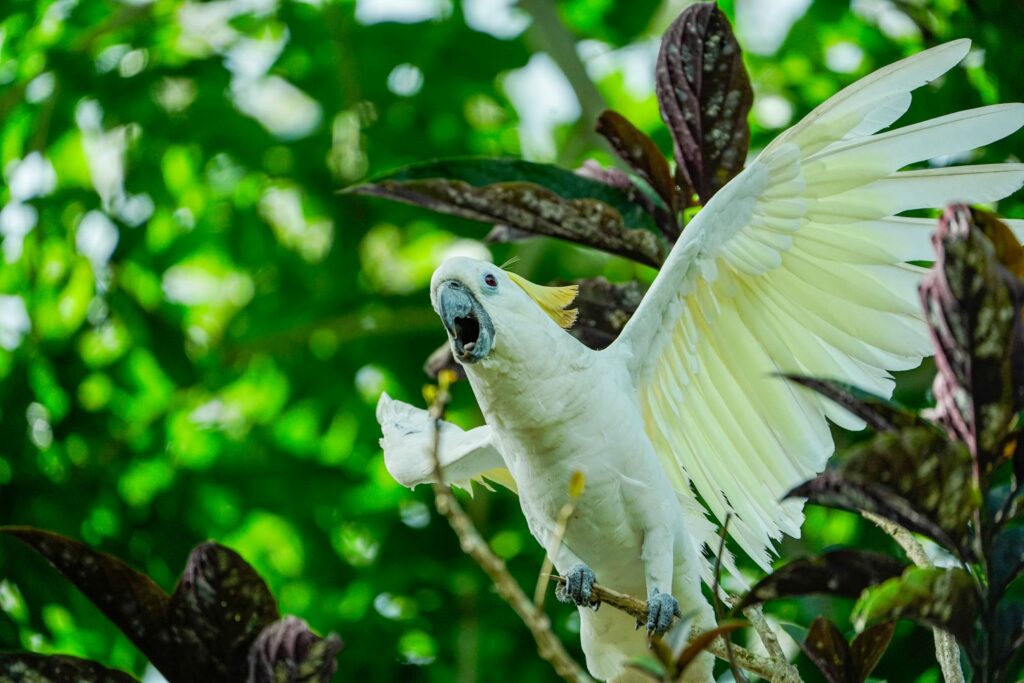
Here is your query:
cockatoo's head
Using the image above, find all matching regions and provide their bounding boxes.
[430,256,578,365]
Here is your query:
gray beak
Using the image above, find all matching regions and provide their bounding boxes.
[437,280,494,363]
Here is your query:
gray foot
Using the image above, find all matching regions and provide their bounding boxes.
[556,563,599,608]
[645,588,681,636]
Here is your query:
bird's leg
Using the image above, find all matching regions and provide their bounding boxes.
[555,563,598,608]
[641,525,680,636]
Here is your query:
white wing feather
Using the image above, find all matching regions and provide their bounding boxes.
[613,39,1024,571]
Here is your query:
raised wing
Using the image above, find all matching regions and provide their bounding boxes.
[376,393,516,493]
[612,39,1024,570]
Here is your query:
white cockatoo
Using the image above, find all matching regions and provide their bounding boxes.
[377,40,1024,682]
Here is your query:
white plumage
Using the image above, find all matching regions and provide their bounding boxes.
[377,40,1024,681]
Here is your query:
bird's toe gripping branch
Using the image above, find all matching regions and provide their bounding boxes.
[643,588,682,636]
[556,563,599,609]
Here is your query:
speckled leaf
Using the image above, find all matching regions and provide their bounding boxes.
[920,204,1024,465]
[574,160,677,240]
[0,653,140,683]
[739,550,906,608]
[655,2,752,204]
[783,375,926,432]
[801,617,853,683]
[595,110,680,238]
[352,178,663,267]
[246,616,343,683]
[849,621,895,682]
[167,542,281,682]
[0,527,173,675]
[990,527,1024,599]
[853,567,977,642]
[788,472,962,552]
[424,277,645,378]
[839,427,978,550]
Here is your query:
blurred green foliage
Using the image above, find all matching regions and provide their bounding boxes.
[0,0,1021,681]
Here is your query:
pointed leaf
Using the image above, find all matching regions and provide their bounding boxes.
[920,204,1024,464]
[739,550,906,608]
[0,527,173,674]
[595,110,679,238]
[787,472,962,552]
[993,599,1024,674]
[783,375,926,432]
[167,542,281,682]
[800,617,853,683]
[352,178,662,267]
[990,527,1024,599]
[838,427,978,550]
[853,567,977,642]
[247,616,343,683]
[655,2,753,204]
[0,653,141,682]
[849,621,895,682]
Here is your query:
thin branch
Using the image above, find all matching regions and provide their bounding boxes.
[534,476,583,609]
[742,605,801,683]
[863,511,965,683]
[548,576,794,681]
[427,374,593,683]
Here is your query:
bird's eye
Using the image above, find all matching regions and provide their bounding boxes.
[484,273,498,288]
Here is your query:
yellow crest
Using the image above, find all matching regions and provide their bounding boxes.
[506,271,579,329]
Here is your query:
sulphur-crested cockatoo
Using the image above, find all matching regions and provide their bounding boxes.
[377,40,1024,682]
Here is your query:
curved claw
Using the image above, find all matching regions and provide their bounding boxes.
[556,563,599,608]
[645,588,682,636]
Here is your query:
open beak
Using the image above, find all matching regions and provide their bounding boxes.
[437,280,494,363]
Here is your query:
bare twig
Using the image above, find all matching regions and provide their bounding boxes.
[863,511,965,683]
[712,517,748,683]
[426,373,592,683]
[742,605,801,683]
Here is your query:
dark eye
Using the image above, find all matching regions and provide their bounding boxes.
[484,273,498,288]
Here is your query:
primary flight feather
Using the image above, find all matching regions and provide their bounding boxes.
[377,39,1024,682]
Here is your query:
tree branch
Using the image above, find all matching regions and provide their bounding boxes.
[863,511,965,683]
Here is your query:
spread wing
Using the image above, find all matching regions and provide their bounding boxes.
[612,39,1024,570]
[377,393,516,493]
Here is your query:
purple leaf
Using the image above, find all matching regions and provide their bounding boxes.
[595,110,680,239]
[655,2,752,204]
[167,542,281,681]
[0,653,140,682]
[247,616,343,683]
[1,527,174,676]
[849,621,895,682]
[353,179,663,267]
[783,375,925,432]
[920,204,1024,465]
[801,617,853,683]
[739,549,906,608]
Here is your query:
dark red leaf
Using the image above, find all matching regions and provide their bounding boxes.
[787,472,963,553]
[247,616,343,683]
[354,179,664,267]
[739,549,906,608]
[920,204,1024,465]
[167,542,281,681]
[0,527,173,676]
[801,617,853,683]
[655,2,752,204]
[850,621,895,682]
[783,375,926,432]
[575,160,678,240]
[595,110,679,238]
[0,653,140,682]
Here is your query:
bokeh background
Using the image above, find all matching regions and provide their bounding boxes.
[1,0,1022,680]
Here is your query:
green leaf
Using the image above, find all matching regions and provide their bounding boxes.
[853,567,977,642]
[990,527,1024,599]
